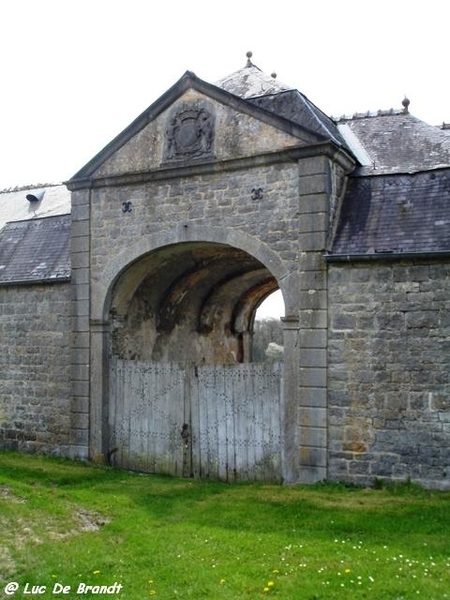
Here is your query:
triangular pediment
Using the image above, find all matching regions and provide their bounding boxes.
[70,72,328,182]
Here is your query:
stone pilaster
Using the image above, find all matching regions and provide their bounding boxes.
[90,319,110,462]
[295,156,330,482]
[69,189,91,459]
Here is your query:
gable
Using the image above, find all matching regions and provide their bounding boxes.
[71,72,327,182]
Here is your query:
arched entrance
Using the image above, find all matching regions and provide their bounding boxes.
[105,241,285,481]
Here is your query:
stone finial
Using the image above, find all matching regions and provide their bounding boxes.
[246,51,253,67]
[402,96,410,114]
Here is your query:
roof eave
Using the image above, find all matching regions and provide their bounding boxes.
[325,250,450,263]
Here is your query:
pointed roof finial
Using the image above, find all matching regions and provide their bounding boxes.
[402,96,410,114]
[246,51,253,67]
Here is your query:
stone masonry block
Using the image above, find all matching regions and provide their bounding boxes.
[331,313,356,330]
[73,332,90,348]
[299,446,327,468]
[299,367,327,388]
[299,309,327,329]
[299,174,328,196]
[74,283,90,301]
[298,193,328,215]
[71,412,89,429]
[71,394,89,412]
[297,465,327,483]
[298,289,327,310]
[71,251,90,269]
[72,268,90,285]
[298,406,327,428]
[71,236,90,254]
[72,363,89,381]
[299,387,327,407]
[298,271,327,290]
[298,251,325,272]
[71,204,90,221]
[298,156,328,177]
[71,429,89,445]
[299,348,327,368]
[300,426,327,448]
[74,299,90,317]
[298,212,327,234]
[298,231,327,252]
[70,190,90,207]
[71,219,90,238]
[297,328,327,348]
[73,348,90,365]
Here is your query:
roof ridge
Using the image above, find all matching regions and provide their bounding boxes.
[333,108,406,122]
[0,182,63,194]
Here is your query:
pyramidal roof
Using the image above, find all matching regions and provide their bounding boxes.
[215,53,346,148]
[214,53,293,99]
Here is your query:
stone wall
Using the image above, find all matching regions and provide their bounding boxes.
[89,162,301,278]
[71,150,347,477]
[328,260,450,489]
[0,282,72,454]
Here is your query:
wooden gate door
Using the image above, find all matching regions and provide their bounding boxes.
[192,364,283,482]
[109,359,282,482]
[109,359,188,475]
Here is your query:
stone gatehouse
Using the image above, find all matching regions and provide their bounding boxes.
[1,55,449,488]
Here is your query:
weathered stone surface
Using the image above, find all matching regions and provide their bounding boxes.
[328,260,450,489]
[0,283,72,455]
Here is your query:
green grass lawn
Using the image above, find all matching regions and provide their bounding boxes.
[0,452,449,599]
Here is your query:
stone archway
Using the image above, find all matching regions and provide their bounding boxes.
[109,241,279,364]
[93,234,294,482]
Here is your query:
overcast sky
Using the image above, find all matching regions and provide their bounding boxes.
[0,0,448,191]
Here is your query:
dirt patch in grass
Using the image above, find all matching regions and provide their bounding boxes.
[49,507,110,540]
[0,546,16,578]
[0,484,26,503]
[1,496,109,548]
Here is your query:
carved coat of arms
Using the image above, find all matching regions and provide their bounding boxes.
[164,104,215,162]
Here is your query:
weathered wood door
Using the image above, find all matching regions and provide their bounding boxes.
[109,359,283,482]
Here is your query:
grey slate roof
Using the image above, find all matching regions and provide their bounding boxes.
[336,111,450,174]
[0,214,71,284]
[215,62,347,148]
[331,169,450,256]
[0,184,71,230]
[249,90,347,148]
[214,63,294,99]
